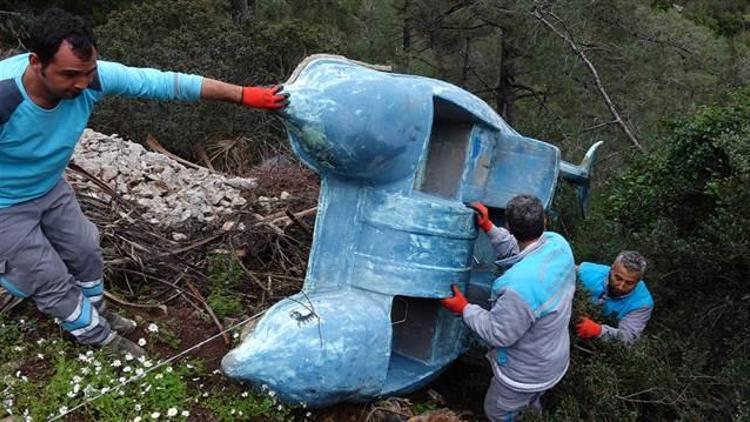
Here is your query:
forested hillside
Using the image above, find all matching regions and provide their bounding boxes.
[0,1,748,420]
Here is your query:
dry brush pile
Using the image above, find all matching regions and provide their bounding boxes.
[2,129,320,333]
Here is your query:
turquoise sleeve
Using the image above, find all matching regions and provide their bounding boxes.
[97,60,203,101]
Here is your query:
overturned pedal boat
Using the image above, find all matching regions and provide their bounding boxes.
[221,54,602,407]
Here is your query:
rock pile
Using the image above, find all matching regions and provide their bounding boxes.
[69,129,258,227]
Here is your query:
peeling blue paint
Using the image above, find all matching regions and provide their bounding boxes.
[222,55,602,407]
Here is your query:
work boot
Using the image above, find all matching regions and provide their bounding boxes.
[101,307,137,335]
[101,333,147,359]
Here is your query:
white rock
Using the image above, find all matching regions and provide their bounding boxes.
[172,233,187,241]
[70,129,261,228]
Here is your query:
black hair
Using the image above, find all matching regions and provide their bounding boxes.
[26,8,97,66]
[505,194,545,242]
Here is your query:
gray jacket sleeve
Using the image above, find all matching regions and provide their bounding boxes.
[600,306,652,344]
[486,226,519,260]
[462,289,534,347]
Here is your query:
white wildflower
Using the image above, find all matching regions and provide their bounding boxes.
[137,338,147,347]
[150,411,160,419]
[112,359,122,367]
[166,408,177,417]
[147,323,159,333]
[135,404,142,411]
[134,417,142,422]
[181,410,190,417]
[125,353,134,361]
[123,366,132,373]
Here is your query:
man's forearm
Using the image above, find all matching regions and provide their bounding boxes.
[200,78,243,103]
[600,307,652,344]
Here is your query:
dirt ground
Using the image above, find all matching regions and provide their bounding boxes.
[7,295,484,421]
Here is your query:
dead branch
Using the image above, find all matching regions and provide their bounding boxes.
[533,5,645,152]
[186,280,231,345]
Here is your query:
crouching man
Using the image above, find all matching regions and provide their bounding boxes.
[576,251,654,344]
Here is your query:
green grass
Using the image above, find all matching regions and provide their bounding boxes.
[0,312,297,421]
[205,386,294,422]
[206,253,246,319]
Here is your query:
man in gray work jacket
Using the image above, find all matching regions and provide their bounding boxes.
[441,195,576,421]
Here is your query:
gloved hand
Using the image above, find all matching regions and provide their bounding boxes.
[468,202,494,232]
[576,316,602,339]
[241,85,289,109]
[440,284,469,315]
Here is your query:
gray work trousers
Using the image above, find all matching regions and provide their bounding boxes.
[0,179,111,345]
[484,376,544,422]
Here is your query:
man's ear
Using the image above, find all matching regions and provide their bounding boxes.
[28,53,41,70]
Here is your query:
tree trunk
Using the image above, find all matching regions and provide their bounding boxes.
[460,37,471,86]
[231,0,254,24]
[495,29,516,124]
[402,0,412,69]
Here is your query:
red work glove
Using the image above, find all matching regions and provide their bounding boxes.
[576,317,602,339]
[241,85,289,110]
[441,285,469,315]
[468,202,493,232]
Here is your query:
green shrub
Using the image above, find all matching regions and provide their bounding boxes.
[553,88,750,420]
[91,0,347,158]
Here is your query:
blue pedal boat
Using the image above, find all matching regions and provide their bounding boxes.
[221,54,602,407]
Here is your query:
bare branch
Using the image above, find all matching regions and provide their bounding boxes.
[533,5,645,152]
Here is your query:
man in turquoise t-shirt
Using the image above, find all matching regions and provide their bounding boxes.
[576,251,654,344]
[0,9,288,357]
